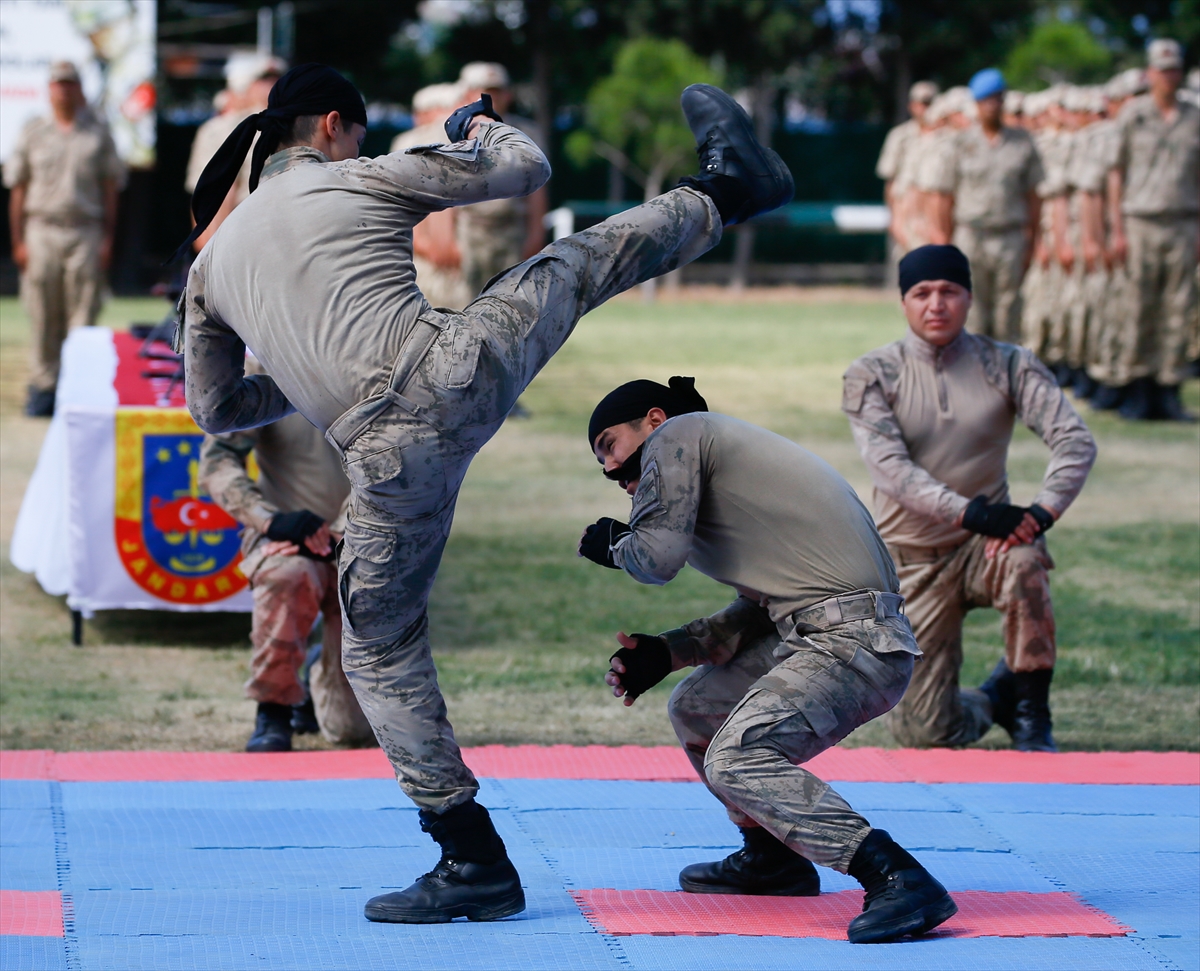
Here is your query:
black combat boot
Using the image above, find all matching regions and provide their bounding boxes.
[245,702,292,753]
[978,659,1018,737]
[846,829,957,944]
[1012,669,1057,752]
[677,84,794,226]
[1072,369,1098,401]
[291,697,319,735]
[1089,382,1125,411]
[1117,377,1155,420]
[679,825,820,896]
[1051,363,1073,388]
[364,799,525,923]
[1153,384,1196,422]
[24,386,55,418]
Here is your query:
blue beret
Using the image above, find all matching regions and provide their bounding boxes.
[969,68,1006,100]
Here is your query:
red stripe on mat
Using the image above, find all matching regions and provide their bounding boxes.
[0,891,64,937]
[570,889,1131,940]
[1,746,1196,785]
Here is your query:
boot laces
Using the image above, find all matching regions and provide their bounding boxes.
[696,128,722,173]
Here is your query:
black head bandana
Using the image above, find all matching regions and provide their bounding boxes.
[898,244,972,297]
[588,376,708,449]
[171,63,367,263]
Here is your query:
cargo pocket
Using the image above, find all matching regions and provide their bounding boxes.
[342,410,448,517]
[428,319,483,390]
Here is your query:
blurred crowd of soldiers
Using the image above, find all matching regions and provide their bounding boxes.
[877,38,1199,422]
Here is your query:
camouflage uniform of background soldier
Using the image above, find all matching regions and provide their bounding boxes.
[1107,39,1199,421]
[843,245,1096,752]
[181,68,792,925]
[198,385,373,753]
[3,61,124,417]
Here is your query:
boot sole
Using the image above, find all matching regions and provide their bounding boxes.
[679,876,820,897]
[364,889,526,924]
[848,892,958,944]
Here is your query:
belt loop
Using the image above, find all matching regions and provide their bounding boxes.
[875,592,886,623]
[824,599,843,626]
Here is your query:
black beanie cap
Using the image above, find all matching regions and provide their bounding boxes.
[588,376,708,448]
[898,244,972,297]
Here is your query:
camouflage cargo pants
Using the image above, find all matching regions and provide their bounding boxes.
[668,597,916,872]
[1116,216,1199,386]
[887,535,1055,749]
[20,218,105,391]
[327,188,723,812]
[954,225,1028,343]
[244,551,374,745]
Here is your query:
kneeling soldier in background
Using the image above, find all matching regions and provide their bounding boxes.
[843,245,1096,752]
[579,378,957,945]
[199,362,373,752]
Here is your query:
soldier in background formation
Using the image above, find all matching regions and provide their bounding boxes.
[5,61,125,417]
[878,39,1198,421]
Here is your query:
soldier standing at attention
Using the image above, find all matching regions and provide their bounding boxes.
[454,62,550,298]
[579,379,957,945]
[876,81,939,259]
[843,245,1096,752]
[927,69,1043,342]
[4,61,124,417]
[1108,39,1199,421]
[198,359,373,754]
[179,65,792,924]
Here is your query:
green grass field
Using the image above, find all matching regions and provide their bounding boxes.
[1,291,1197,751]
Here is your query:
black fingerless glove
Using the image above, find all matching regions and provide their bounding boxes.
[610,634,673,700]
[961,496,1028,539]
[579,517,630,569]
[266,510,329,559]
[1027,504,1055,535]
[444,93,504,142]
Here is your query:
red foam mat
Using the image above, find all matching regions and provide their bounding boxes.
[0,891,64,937]
[1,746,1196,785]
[571,889,1131,940]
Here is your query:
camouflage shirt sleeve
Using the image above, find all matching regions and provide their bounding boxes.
[659,596,777,669]
[1008,347,1097,516]
[183,253,296,434]
[842,353,971,525]
[197,431,277,532]
[611,416,705,585]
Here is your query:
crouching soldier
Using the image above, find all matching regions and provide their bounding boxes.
[198,370,373,752]
[842,245,1096,752]
[578,378,957,945]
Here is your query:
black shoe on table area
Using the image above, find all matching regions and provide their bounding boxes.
[291,697,319,735]
[677,83,794,226]
[24,386,55,417]
[246,702,293,753]
[679,825,821,896]
[846,829,957,944]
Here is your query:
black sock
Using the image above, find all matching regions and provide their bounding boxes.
[678,173,747,223]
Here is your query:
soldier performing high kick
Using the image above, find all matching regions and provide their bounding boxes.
[177,64,792,924]
[577,379,957,944]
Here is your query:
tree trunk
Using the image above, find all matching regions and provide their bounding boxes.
[729,83,774,293]
[640,163,668,302]
[526,0,553,167]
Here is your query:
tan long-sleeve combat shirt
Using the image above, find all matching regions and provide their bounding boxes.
[1114,94,1200,217]
[926,125,1044,230]
[613,412,899,626]
[182,124,550,435]
[842,330,1097,550]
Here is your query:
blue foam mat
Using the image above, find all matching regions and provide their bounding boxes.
[489,778,719,811]
[1,808,54,847]
[0,936,68,971]
[0,781,53,811]
[974,811,1198,855]
[1024,850,1200,894]
[61,780,414,812]
[0,842,59,891]
[1082,890,1200,940]
[614,935,1171,971]
[939,783,1200,818]
[1134,936,1200,971]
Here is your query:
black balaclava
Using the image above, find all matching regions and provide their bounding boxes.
[172,63,367,262]
[898,244,972,297]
